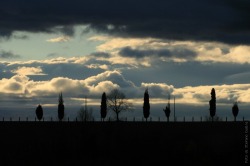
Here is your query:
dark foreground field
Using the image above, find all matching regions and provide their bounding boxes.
[0,121,248,166]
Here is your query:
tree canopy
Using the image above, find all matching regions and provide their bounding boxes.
[107,89,131,121]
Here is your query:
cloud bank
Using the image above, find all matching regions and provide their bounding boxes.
[1,0,250,44]
[1,68,250,107]
[1,54,250,121]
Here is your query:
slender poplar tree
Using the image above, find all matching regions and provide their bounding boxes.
[58,92,64,121]
[100,92,107,121]
[143,88,150,121]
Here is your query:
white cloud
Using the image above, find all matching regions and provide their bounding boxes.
[88,35,111,41]
[225,46,250,63]
[0,75,29,94]
[11,66,46,76]
[89,81,119,95]
[5,56,89,66]
[86,64,109,70]
[0,71,130,98]
[84,70,135,88]
[46,36,71,43]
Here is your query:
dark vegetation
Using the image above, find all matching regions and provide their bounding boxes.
[0,121,246,166]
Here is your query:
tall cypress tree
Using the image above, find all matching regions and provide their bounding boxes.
[143,88,150,121]
[209,88,216,121]
[100,92,107,121]
[58,92,64,121]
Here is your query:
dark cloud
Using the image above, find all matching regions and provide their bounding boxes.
[121,61,250,87]
[0,0,250,44]
[30,63,105,81]
[90,52,111,58]
[224,71,250,84]
[0,59,110,81]
[12,34,29,40]
[51,25,75,36]
[119,46,197,59]
[5,82,22,91]
[47,53,58,57]
[0,50,20,59]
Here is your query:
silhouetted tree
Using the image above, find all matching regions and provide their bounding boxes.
[58,92,64,121]
[143,88,150,121]
[78,107,94,121]
[209,88,216,121]
[107,89,131,121]
[100,92,107,121]
[36,104,43,121]
[232,102,239,121]
[163,95,171,122]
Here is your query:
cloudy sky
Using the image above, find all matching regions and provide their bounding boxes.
[0,0,250,120]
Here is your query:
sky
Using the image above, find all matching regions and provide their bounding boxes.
[0,0,250,121]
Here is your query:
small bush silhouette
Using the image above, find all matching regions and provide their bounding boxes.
[163,106,171,122]
[232,102,239,121]
[163,95,171,122]
[36,104,43,121]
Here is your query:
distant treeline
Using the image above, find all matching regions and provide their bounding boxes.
[31,88,241,122]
